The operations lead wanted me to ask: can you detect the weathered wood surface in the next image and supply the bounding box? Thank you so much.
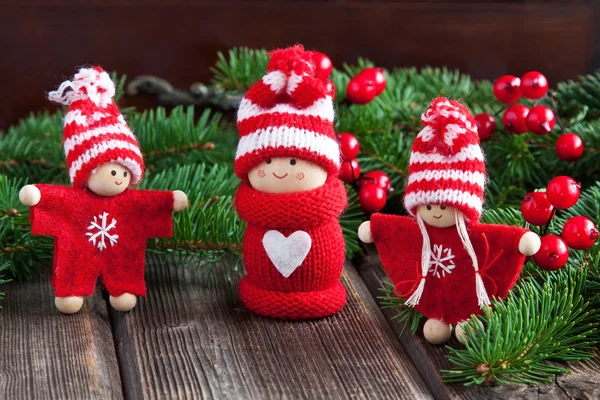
[553,356,600,399]
[355,248,596,400]
[0,271,123,400]
[113,255,432,399]
[1,253,598,399]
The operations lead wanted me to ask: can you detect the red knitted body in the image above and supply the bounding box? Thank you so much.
[371,213,527,324]
[30,184,174,297]
[235,178,347,319]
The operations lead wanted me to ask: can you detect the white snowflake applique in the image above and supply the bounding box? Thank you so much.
[86,212,119,251]
[428,244,456,278]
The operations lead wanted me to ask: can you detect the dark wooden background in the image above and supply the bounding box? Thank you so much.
[1,0,598,130]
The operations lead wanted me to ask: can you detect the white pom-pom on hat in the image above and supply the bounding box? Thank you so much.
[48,66,115,108]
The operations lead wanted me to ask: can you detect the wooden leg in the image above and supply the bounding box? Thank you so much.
[423,319,451,345]
[54,296,84,314]
[109,293,137,312]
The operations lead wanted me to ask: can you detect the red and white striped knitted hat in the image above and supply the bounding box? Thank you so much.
[235,45,339,178]
[48,66,144,188]
[404,98,486,223]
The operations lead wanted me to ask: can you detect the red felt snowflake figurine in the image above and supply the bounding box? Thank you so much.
[358,98,541,345]
[234,46,347,320]
[18,67,188,314]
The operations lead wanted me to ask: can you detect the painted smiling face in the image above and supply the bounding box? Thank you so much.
[248,157,328,194]
[417,204,457,228]
[87,162,132,196]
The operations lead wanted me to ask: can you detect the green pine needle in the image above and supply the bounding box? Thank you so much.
[442,267,598,385]
[378,280,422,336]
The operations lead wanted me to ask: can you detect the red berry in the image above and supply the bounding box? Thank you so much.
[525,106,555,135]
[474,113,497,141]
[347,75,377,104]
[358,185,388,214]
[561,216,598,250]
[493,75,521,104]
[339,159,361,184]
[312,52,333,80]
[546,176,581,209]
[324,80,336,98]
[520,71,549,100]
[533,235,569,270]
[357,67,386,95]
[502,104,529,134]
[521,192,554,226]
[359,171,392,193]
[338,133,360,160]
[556,133,584,161]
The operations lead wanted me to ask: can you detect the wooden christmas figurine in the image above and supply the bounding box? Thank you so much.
[234,45,347,319]
[358,98,541,344]
[18,67,188,314]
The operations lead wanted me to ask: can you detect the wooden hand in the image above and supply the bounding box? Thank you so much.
[19,184,41,207]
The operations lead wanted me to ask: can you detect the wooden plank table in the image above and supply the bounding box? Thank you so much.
[0,253,597,399]
[0,271,122,399]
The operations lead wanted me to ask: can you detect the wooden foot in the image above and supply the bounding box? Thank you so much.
[109,293,137,312]
[55,296,84,314]
[423,319,451,345]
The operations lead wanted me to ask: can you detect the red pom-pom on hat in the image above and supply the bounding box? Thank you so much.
[404,98,487,223]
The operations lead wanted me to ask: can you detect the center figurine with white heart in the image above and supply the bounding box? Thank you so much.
[234,45,347,319]
[359,98,541,344]
[18,67,188,314]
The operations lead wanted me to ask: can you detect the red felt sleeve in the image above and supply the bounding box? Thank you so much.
[370,213,421,296]
[471,223,529,299]
[129,190,174,238]
[29,185,82,237]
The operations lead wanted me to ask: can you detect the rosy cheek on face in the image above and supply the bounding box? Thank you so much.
[296,172,305,181]
[258,169,266,178]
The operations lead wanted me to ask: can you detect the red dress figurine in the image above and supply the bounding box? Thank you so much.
[234,45,347,319]
[358,98,541,344]
[19,67,188,314]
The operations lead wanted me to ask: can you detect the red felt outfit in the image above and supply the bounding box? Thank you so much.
[235,179,347,319]
[370,214,527,324]
[30,184,174,297]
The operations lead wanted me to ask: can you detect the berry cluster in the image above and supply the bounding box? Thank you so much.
[346,68,387,105]
[312,51,391,214]
[312,52,336,96]
[521,176,598,270]
[338,133,391,213]
[475,71,585,162]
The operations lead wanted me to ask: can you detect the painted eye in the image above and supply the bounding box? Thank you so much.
[266,159,272,165]
[123,171,128,177]
[426,204,432,211]
[290,159,297,166]
[440,205,446,210]
[111,170,117,176]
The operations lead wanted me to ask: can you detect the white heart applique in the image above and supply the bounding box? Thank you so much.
[262,230,312,278]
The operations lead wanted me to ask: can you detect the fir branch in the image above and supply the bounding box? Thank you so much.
[378,280,422,336]
[146,141,216,159]
[211,47,269,90]
[140,163,244,260]
[0,261,9,307]
[0,175,53,281]
[152,239,242,253]
[131,106,235,168]
[554,71,600,120]
[442,267,598,385]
